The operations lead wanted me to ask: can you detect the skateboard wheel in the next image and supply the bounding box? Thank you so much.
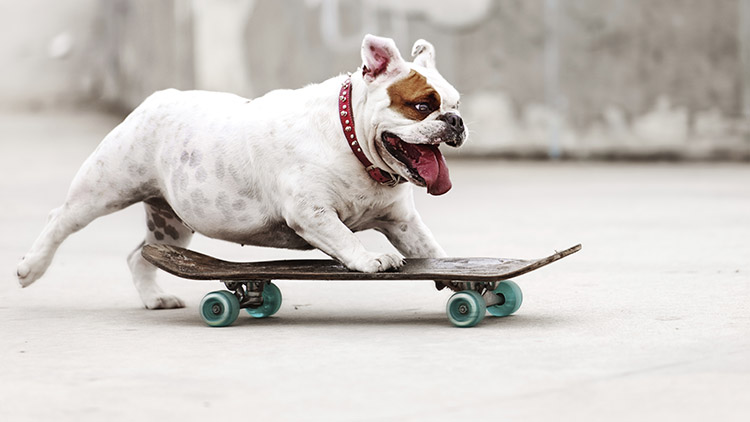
[446,290,486,328]
[487,280,523,317]
[246,282,282,318]
[200,291,240,327]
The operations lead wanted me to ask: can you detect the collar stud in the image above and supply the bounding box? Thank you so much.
[338,77,404,186]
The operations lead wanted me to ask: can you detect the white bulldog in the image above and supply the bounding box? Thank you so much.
[17,34,467,309]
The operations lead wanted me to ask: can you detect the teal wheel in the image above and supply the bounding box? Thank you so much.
[446,290,486,328]
[200,290,240,327]
[487,280,523,317]
[246,282,282,318]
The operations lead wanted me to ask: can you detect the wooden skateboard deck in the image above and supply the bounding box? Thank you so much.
[141,243,581,327]
[141,243,582,283]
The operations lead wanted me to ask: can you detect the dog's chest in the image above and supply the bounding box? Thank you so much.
[333,191,398,232]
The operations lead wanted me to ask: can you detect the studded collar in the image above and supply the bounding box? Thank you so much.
[338,76,404,186]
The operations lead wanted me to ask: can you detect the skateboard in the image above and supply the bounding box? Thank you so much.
[142,243,582,328]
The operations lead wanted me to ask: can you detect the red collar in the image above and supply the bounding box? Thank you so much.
[339,77,404,186]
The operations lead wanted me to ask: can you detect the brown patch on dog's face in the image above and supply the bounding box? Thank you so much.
[387,70,441,121]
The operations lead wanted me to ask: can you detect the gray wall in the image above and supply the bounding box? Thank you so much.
[4,0,750,159]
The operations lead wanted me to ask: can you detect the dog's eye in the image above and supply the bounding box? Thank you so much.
[414,103,431,113]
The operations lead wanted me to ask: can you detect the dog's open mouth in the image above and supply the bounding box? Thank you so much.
[381,132,452,195]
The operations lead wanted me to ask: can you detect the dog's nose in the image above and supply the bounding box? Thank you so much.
[439,112,464,133]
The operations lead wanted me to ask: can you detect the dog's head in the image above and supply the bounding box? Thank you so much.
[358,35,467,196]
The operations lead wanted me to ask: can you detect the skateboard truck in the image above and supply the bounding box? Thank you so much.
[457,281,504,307]
[482,285,505,307]
[223,280,268,308]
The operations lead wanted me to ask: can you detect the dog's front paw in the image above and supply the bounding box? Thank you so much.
[350,252,404,273]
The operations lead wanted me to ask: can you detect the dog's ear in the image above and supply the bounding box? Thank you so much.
[361,34,407,83]
[411,39,436,68]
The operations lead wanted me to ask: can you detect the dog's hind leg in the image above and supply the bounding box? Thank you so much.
[126,198,194,309]
[16,168,147,288]
[17,116,159,289]
[16,204,91,287]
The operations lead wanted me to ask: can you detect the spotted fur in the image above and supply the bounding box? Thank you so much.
[17,35,467,307]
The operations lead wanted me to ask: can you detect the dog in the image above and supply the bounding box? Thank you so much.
[17,34,467,309]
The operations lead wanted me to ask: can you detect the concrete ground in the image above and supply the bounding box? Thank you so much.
[1,111,748,421]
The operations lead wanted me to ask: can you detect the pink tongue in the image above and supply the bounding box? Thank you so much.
[414,145,452,196]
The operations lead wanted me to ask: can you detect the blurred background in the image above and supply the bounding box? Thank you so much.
[3,3,749,420]
[3,0,750,160]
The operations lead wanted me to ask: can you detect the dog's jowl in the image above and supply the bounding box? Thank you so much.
[17,35,468,308]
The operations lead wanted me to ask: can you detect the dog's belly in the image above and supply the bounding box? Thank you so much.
[176,202,313,250]
[205,220,314,250]
[158,186,311,250]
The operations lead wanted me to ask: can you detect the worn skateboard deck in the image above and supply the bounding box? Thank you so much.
[141,244,582,283]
